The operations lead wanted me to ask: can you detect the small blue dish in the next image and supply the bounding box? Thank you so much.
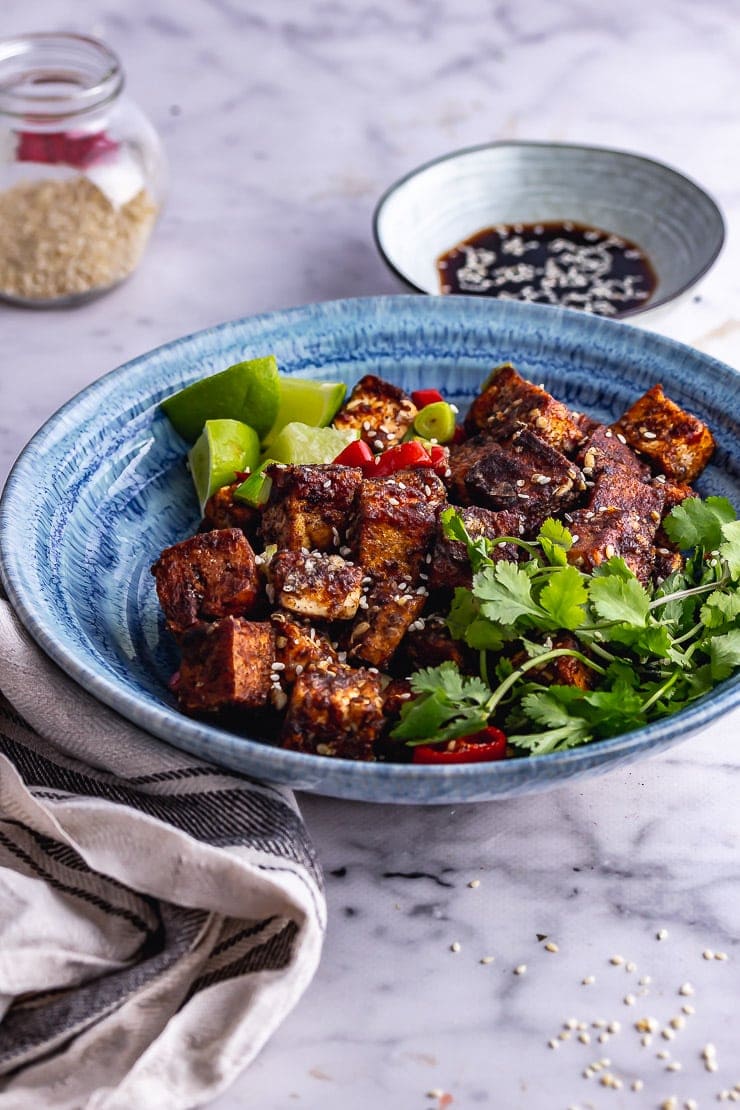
[373,141,725,319]
[1,295,738,804]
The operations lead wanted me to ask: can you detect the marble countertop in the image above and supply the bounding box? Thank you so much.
[1,2,739,1107]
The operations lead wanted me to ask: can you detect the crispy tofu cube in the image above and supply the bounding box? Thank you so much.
[529,634,594,690]
[351,471,446,580]
[260,464,362,552]
[333,373,417,452]
[151,528,261,637]
[577,425,650,483]
[566,507,658,584]
[399,612,472,673]
[657,475,695,515]
[348,584,426,669]
[177,617,275,713]
[614,384,715,481]
[269,551,364,620]
[447,435,493,505]
[463,427,584,527]
[199,482,260,542]
[280,662,386,760]
[652,538,684,584]
[428,506,521,591]
[464,363,585,454]
[271,612,339,685]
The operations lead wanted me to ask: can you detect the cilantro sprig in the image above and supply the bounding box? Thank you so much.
[391,498,740,755]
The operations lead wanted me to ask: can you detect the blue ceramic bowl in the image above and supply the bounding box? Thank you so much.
[1,296,738,803]
[373,141,725,319]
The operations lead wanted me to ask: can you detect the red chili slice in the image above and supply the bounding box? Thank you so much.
[16,129,119,168]
[412,726,507,764]
[333,439,376,471]
[429,444,450,476]
[411,388,445,409]
[373,440,434,478]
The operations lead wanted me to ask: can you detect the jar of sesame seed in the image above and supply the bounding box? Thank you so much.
[0,32,166,306]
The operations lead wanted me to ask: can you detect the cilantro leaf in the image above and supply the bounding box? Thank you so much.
[475,562,542,625]
[538,518,573,566]
[391,662,491,743]
[719,519,740,580]
[700,590,740,629]
[539,565,588,629]
[589,574,650,627]
[663,496,736,551]
[708,629,740,680]
[440,506,493,573]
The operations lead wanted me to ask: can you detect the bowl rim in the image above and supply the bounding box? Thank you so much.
[1,293,738,799]
[372,139,726,318]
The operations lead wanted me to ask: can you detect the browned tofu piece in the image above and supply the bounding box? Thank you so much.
[399,613,472,673]
[614,384,715,481]
[177,617,275,713]
[280,662,386,760]
[657,475,695,515]
[269,550,363,620]
[348,584,426,669]
[271,612,339,685]
[528,634,594,691]
[351,471,446,580]
[260,464,362,552]
[333,374,417,452]
[151,528,261,637]
[652,537,684,583]
[464,363,585,454]
[199,482,260,541]
[447,435,494,505]
[566,506,659,584]
[382,677,413,724]
[428,506,521,591]
[577,424,650,483]
[464,427,584,527]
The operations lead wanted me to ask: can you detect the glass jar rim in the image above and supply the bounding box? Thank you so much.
[0,32,123,120]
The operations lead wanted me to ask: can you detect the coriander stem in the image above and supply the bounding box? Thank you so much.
[672,621,705,646]
[584,640,618,664]
[648,578,726,610]
[484,648,606,715]
[487,535,541,559]
[641,669,681,712]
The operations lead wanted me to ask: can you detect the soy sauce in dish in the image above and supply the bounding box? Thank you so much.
[437,221,656,317]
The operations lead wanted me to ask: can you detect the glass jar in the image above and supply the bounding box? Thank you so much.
[0,32,166,307]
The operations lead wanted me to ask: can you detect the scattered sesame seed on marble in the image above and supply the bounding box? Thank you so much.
[703,949,715,960]
[639,975,652,986]
[593,1019,607,1029]
[731,1093,740,1103]
[660,1098,677,1110]
[467,879,480,889]
[632,1078,644,1092]
[598,1032,610,1044]
[682,1004,695,1016]
[579,1032,591,1045]
[658,1050,670,1060]
[679,983,695,996]
[624,994,636,1006]
[559,1030,571,1041]
[642,1034,653,1047]
[583,1067,594,1079]
[657,928,669,940]
[626,961,637,972]
[719,1093,731,1103]
[715,951,729,961]
[600,1057,611,1068]
[548,1039,559,1049]
[479,956,495,965]
[514,963,527,975]
[684,1099,698,1109]
[610,955,624,966]
[608,1021,621,1034]
[545,942,559,953]
[582,975,595,985]
[577,1022,588,1031]
[670,1016,685,1030]
[450,941,461,953]
[667,1061,682,1072]
[662,1029,675,1040]
[565,1018,579,1030]
[426,1089,444,1099]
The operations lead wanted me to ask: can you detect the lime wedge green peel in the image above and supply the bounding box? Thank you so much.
[268,422,358,465]
[161,356,280,442]
[187,418,260,514]
[413,400,456,443]
[264,378,346,445]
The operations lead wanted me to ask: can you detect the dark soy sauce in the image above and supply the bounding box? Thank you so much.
[437,221,657,316]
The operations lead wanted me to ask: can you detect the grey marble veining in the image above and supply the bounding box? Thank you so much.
[1,1,739,1107]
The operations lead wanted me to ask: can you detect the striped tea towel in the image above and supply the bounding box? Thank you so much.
[0,598,326,1110]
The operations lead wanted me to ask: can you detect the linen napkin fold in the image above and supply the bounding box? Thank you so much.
[0,598,326,1110]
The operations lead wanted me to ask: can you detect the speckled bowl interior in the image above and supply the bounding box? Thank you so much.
[1,296,738,803]
[373,142,725,317]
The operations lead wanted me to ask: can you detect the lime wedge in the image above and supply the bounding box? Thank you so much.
[187,418,260,513]
[268,422,358,465]
[161,356,280,442]
[263,377,346,445]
